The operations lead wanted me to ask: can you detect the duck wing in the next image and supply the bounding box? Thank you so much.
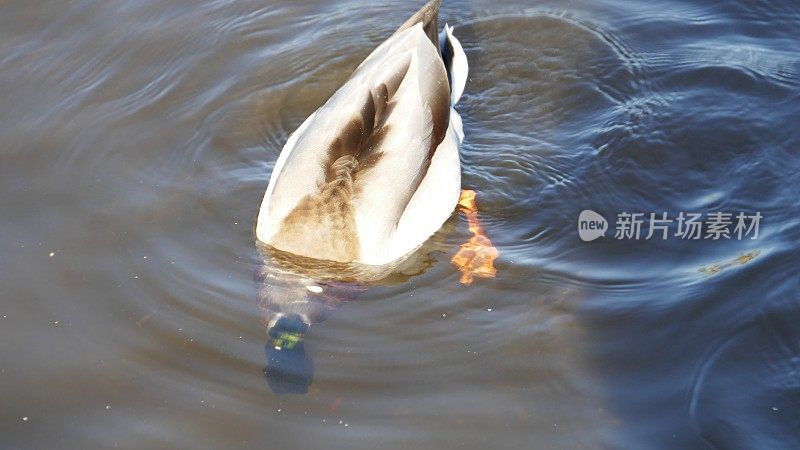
[257,0,454,264]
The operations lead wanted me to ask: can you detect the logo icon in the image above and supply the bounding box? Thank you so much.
[578,210,608,242]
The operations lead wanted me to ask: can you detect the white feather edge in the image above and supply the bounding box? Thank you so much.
[255,110,317,243]
[440,23,468,105]
[374,107,464,265]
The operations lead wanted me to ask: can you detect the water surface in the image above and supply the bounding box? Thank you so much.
[1,0,799,448]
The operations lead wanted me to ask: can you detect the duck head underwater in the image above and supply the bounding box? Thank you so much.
[256,259,366,394]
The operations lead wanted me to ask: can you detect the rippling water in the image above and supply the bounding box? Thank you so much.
[2,0,799,448]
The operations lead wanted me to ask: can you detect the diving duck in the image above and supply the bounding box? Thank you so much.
[256,0,468,267]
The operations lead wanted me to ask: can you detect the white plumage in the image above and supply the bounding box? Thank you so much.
[256,0,468,266]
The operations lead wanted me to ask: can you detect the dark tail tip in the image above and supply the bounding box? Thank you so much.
[264,315,313,395]
[394,0,441,46]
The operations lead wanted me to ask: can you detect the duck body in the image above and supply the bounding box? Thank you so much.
[256,0,468,266]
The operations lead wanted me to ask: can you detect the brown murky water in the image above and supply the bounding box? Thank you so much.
[2,0,799,448]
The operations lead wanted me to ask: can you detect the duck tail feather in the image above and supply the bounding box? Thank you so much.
[394,0,440,47]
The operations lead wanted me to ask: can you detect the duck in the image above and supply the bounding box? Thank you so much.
[256,0,468,267]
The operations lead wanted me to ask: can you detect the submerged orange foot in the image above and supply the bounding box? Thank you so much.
[451,190,499,285]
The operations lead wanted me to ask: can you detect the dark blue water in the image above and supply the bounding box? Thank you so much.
[1,0,798,448]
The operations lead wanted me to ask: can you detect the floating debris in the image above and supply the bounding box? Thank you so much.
[700,251,761,275]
